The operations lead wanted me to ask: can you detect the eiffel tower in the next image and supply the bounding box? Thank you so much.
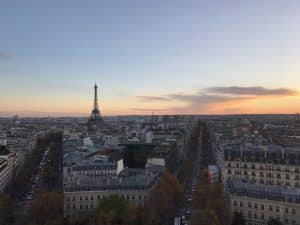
[87,83,104,130]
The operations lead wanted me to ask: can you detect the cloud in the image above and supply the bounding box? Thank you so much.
[168,93,248,104]
[136,96,170,102]
[134,85,299,114]
[0,52,11,60]
[206,86,298,96]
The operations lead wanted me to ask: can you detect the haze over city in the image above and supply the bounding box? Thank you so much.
[1,0,300,116]
[2,2,300,225]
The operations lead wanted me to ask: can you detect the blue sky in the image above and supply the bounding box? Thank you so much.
[0,0,300,116]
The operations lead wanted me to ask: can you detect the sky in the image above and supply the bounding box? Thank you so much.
[0,0,300,116]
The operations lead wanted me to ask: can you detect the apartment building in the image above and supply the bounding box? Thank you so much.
[63,166,163,220]
[229,179,300,225]
[223,146,300,188]
[222,145,300,225]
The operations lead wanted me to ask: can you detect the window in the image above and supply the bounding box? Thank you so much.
[234,200,237,207]
[85,196,88,200]
[91,196,93,200]
[285,208,289,213]
[80,196,82,201]
[260,172,264,177]
[240,201,243,207]
[276,206,279,212]
[248,202,252,208]
[248,211,252,218]
[98,195,101,200]
[269,206,273,211]
[292,208,295,214]
[228,169,232,174]
[254,203,258,209]
[261,213,264,219]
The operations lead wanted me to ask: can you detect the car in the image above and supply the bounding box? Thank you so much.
[26,196,32,200]
[181,220,187,225]
[185,209,191,217]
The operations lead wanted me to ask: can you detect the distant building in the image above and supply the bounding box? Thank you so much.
[0,146,23,191]
[146,158,165,168]
[208,164,219,184]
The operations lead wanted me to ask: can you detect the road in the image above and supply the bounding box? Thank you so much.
[12,147,50,225]
[176,124,203,225]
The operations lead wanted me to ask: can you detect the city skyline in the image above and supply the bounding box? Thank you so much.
[1,0,300,116]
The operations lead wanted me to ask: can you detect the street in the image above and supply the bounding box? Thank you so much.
[176,124,203,225]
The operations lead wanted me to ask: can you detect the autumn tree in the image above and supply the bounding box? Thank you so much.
[148,170,183,224]
[93,194,136,225]
[26,191,62,225]
[231,212,246,225]
[0,192,12,224]
[267,218,283,225]
[191,208,220,225]
[192,183,232,225]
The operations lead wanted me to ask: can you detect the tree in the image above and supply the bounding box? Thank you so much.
[0,192,12,224]
[192,183,232,225]
[267,218,283,225]
[95,194,135,225]
[26,191,62,225]
[147,171,183,224]
[191,208,220,225]
[231,212,246,225]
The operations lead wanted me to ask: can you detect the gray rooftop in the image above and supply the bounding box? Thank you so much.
[228,178,300,203]
[64,166,164,192]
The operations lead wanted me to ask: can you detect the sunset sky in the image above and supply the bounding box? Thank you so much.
[0,0,300,116]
